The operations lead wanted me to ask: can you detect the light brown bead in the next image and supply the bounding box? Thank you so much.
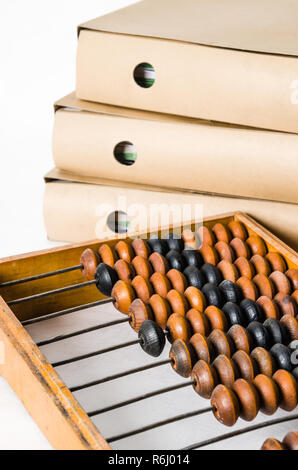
[236,276,259,301]
[283,431,298,450]
[212,223,232,243]
[166,269,187,294]
[131,238,151,259]
[217,260,239,283]
[128,299,154,332]
[213,355,239,388]
[273,369,298,411]
[166,313,192,343]
[132,256,153,279]
[149,294,171,329]
[111,280,136,314]
[191,360,219,398]
[184,286,206,312]
[115,240,134,263]
[280,314,298,341]
[234,257,255,279]
[230,239,251,259]
[265,252,287,273]
[253,374,279,415]
[190,333,215,363]
[150,272,172,298]
[98,244,118,267]
[246,235,267,257]
[199,243,219,265]
[285,268,298,291]
[131,275,153,303]
[211,384,240,426]
[269,271,291,295]
[114,259,136,283]
[182,229,197,249]
[261,438,286,451]
[227,220,248,241]
[292,290,298,304]
[256,296,280,319]
[148,252,169,275]
[215,241,235,263]
[227,324,253,354]
[166,290,189,316]
[274,292,298,317]
[80,248,100,280]
[232,379,259,421]
[169,339,197,378]
[197,226,215,246]
[232,350,258,381]
[250,255,271,277]
[209,329,234,357]
[186,309,210,336]
[253,274,275,299]
[204,306,228,332]
[250,347,276,377]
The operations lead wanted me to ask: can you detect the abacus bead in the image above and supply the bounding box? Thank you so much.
[219,280,243,304]
[202,283,224,308]
[250,255,271,277]
[166,290,189,316]
[150,272,171,298]
[191,360,219,399]
[230,239,251,259]
[131,275,153,303]
[292,290,298,304]
[269,272,291,295]
[132,256,153,279]
[166,269,187,293]
[114,259,136,283]
[215,241,235,263]
[285,268,298,290]
[217,260,239,283]
[211,384,240,426]
[138,320,165,357]
[261,438,286,451]
[204,306,228,332]
[253,274,275,299]
[131,238,151,258]
[236,277,259,301]
[190,333,215,363]
[166,313,192,343]
[115,240,134,263]
[213,355,239,387]
[270,344,292,372]
[232,379,260,422]
[184,286,207,312]
[148,252,169,275]
[274,293,298,317]
[266,252,287,273]
[209,329,234,357]
[273,369,298,411]
[182,229,197,249]
[186,309,210,336]
[280,314,298,341]
[199,244,219,266]
[227,221,248,241]
[169,339,197,377]
[197,226,215,246]
[128,299,154,332]
[250,347,276,377]
[247,321,270,349]
[240,298,263,324]
[80,249,100,280]
[147,237,168,256]
[292,367,298,380]
[223,302,246,327]
[232,350,258,381]
[234,257,255,279]
[246,235,267,257]
[166,233,184,252]
[98,244,118,267]
[183,266,205,290]
[200,263,222,286]
[181,249,203,268]
[94,263,119,296]
[283,431,298,450]
[165,250,186,272]
[227,325,253,354]
[149,294,171,329]
[263,318,289,346]
[256,296,280,319]
[212,223,232,243]
[253,374,279,415]
[111,280,136,314]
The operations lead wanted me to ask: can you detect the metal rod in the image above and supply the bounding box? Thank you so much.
[52,339,141,367]
[69,359,172,393]
[88,381,194,417]
[107,407,213,443]
[36,317,129,347]
[0,264,83,288]
[183,414,298,450]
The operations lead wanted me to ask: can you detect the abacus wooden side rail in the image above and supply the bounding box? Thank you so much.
[0,212,296,450]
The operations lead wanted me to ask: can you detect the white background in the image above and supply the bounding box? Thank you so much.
[0,0,138,450]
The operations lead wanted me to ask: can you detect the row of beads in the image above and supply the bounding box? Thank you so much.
[261,430,298,450]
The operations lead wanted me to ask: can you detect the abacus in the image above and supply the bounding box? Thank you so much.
[0,212,297,450]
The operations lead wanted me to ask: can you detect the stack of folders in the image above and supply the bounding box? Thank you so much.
[44,0,298,250]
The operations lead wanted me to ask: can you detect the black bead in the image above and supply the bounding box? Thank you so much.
[181,249,203,268]
[202,283,224,308]
[183,266,206,290]
[222,302,246,327]
[292,366,298,380]
[219,280,243,304]
[240,299,263,325]
[166,233,185,252]
[200,263,223,286]
[94,263,119,296]
[247,321,270,349]
[263,318,290,346]
[270,343,293,372]
[166,250,187,271]
[147,237,169,256]
[138,320,165,357]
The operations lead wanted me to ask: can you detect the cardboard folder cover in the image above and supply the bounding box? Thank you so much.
[53,94,298,204]
[44,169,298,250]
[76,0,298,133]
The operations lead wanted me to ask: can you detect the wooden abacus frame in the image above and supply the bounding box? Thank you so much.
[0,212,297,450]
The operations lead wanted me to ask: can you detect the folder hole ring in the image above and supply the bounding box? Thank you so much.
[133,62,155,88]
[106,211,130,234]
[114,141,137,166]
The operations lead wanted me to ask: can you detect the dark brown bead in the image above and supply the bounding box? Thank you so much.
[190,333,215,363]
[213,355,239,387]
[280,314,298,341]
[250,347,276,377]
[236,276,259,301]
[285,268,298,291]
[149,294,171,329]
[282,431,298,450]
[261,438,286,450]
[230,239,251,259]
[167,313,192,343]
[184,286,206,312]
[209,329,234,357]
[265,252,287,273]
[232,350,258,381]
[150,272,172,298]
[291,290,298,304]
[250,255,271,276]
[204,306,228,332]
[197,226,215,246]
[149,252,169,275]
[131,238,151,258]
[274,292,298,316]
[131,275,154,303]
[212,223,232,243]
[215,241,235,263]
[211,384,240,426]
[98,244,118,267]
[132,256,153,279]
[246,235,267,257]
[166,290,189,316]
[186,308,210,336]
[191,360,219,398]
[227,324,253,354]
[166,269,187,293]
[253,274,275,299]
[111,280,136,314]
[256,296,280,319]
[227,221,248,241]
[273,369,298,411]
[232,379,260,421]
[169,339,197,378]
[199,243,219,266]
[80,248,100,280]
[253,374,279,415]
[128,299,154,332]
[115,240,134,263]
[269,271,291,295]
[217,260,239,283]
[114,259,136,283]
